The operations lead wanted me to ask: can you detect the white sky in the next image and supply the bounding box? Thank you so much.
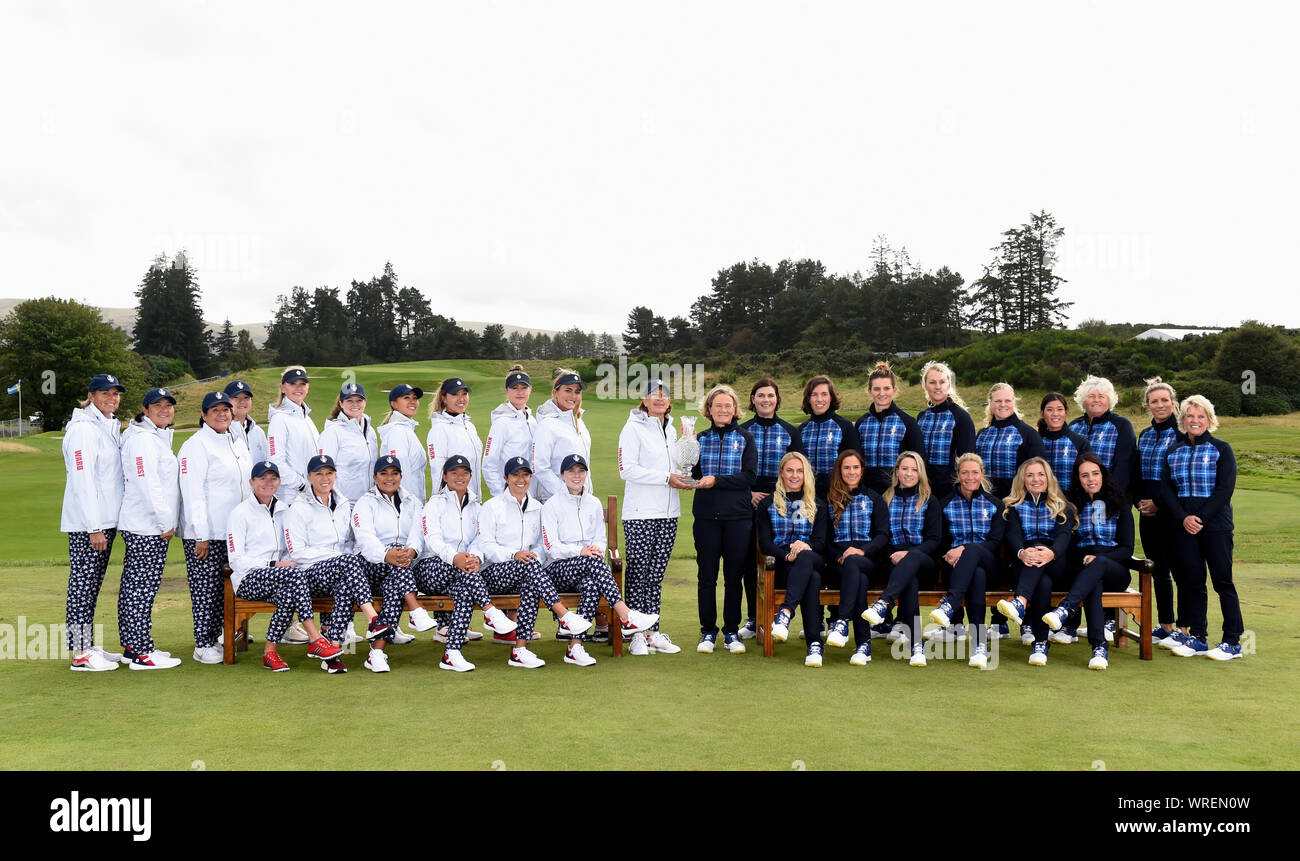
[2,1,1296,334]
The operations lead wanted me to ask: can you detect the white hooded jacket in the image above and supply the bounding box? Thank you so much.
[540,489,606,564]
[177,423,253,540]
[118,415,180,536]
[482,401,536,499]
[266,399,321,505]
[531,399,593,503]
[478,490,546,565]
[230,416,269,465]
[377,412,427,502]
[319,413,379,502]
[420,488,484,563]
[284,488,354,566]
[351,485,425,564]
[618,407,682,520]
[60,405,124,533]
[426,410,483,499]
[225,493,287,589]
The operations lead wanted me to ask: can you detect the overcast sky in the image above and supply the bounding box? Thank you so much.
[2,1,1296,336]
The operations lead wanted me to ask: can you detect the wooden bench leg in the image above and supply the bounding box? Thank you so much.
[1140,568,1153,661]
[223,580,236,665]
[759,555,774,658]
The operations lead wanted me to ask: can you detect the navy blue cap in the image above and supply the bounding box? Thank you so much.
[224,379,253,397]
[560,453,589,472]
[201,391,232,411]
[307,454,337,473]
[374,455,402,474]
[440,377,470,395]
[251,460,279,479]
[339,381,366,399]
[281,368,309,384]
[506,371,531,388]
[388,383,424,401]
[89,373,126,393]
[640,378,671,398]
[442,454,472,474]
[504,456,532,476]
[142,387,176,407]
[554,373,585,391]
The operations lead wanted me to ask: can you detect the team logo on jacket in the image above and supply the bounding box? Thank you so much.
[732,440,740,451]
[135,456,145,477]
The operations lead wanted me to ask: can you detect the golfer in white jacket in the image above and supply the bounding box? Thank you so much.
[318,381,379,501]
[225,379,269,464]
[482,366,536,499]
[531,370,592,503]
[377,383,427,501]
[63,373,127,672]
[427,376,484,501]
[267,366,321,506]
[177,391,253,664]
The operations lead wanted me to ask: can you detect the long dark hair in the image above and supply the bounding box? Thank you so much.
[1066,452,1126,516]
[827,449,866,524]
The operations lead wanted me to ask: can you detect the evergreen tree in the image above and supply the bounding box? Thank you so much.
[480,323,508,358]
[214,318,237,366]
[133,251,213,375]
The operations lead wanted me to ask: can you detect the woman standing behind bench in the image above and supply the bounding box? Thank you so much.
[759,452,830,668]
[823,450,888,665]
[975,383,1046,499]
[1042,453,1133,670]
[862,451,942,667]
[225,379,269,464]
[377,384,427,503]
[856,362,924,495]
[995,458,1077,667]
[1159,395,1244,661]
[427,376,484,500]
[117,387,182,670]
[63,373,127,672]
[797,375,860,497]
[1136,377,1183,647]
[915,360,976,500]
[483,366,537,500]
[1038,392,1092,493]
[739,378,805,639]
[319,381,379,502]
[1068,376,1138,495]
[178,391,252,665]
[531,370,592,503]
[267,366,320,507]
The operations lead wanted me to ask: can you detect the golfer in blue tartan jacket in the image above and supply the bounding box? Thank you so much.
[1037,392,1092,492]
[915,360,977,499]
[1068,376,1137,496]
[1135,378,1184,643]
[975,383,1046,499]
[855,362,924,495]
[692,385,757,654]
[1158,395,1243,661]
[796,375,861,497]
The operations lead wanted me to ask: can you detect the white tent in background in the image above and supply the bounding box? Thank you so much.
[1132,328,1223,341]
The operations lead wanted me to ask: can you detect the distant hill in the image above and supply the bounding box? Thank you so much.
[0,299,579,348]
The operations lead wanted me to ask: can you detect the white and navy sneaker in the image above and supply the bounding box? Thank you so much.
[1020,625,1036,646]
[1048,627,1078,645]
[826,619,850,648]
[1172,635,1210,658]
[930,598,955,628]
[1042,602,1072,632]
[1028,641,1049,667]
[909,643,927,668]
[697,632,717,653]
[988,623,1011,640]
[770,609,792,643]
[128,650,182,670]
[850,642,872,666]
[1205,642,1242,661]
[863,599,891,626]
[1103,620,1117,643]
[1151,626,1177,645]
[1158,629,1189,651]
[1088,644,1108,671]
[724,631,746,654]
[805,642,823,667]
[996,597,1026,626]
[969,643,989,669]
[738,618,757,640]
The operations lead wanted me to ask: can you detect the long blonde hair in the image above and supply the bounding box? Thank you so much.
[773,452,818,522]
[551,367,585,422]
[882,450,931,512]
[982,382,1024,426]
[275,365,308,407]
[921,360,968,408]
[1003,456,1073,523]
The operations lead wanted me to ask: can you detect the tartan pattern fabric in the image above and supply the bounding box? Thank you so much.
[1014,497,1057,543]
[943,494,999,547]
[1076,499,1119,547]
[833,493,876,543]
[1070,417,1118,470]
[857,412,908,468]
[800,419,844,478]
[698,427,746,477]
[917,409,956,466]
[1043,434,1084,491]
[767,499,815,547]
[750,422,794,480]
[1166,442,1220,499]
[1139,425,1179,481]
[888,496,926,548]
[975,424,1023,480]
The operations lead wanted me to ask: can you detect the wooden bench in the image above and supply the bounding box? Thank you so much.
[756,550,1155,660]
[223,495,625,664]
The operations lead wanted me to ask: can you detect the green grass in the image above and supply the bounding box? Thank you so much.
[3,364,1298,770]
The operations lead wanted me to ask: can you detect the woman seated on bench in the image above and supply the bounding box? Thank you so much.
[478,456,591,669]
[350,455,440,673]
[823,450,888,666]
[759,452,830,667]
[541,454,659,667]
[930,453,1005,669]
[226,461,343,672]
[284,454,392,673]
[416,455,519,673]
[995,457,1078,667]
[1042,453,1134,671]
[863,450,942,667]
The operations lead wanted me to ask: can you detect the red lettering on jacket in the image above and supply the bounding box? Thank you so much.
[74,450,84,471]
[180,457,188,475]
[484,437,493,456]
[135,456,145,477]
[268,436,276,456]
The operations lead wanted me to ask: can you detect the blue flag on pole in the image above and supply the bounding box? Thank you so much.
[5,382,18,395]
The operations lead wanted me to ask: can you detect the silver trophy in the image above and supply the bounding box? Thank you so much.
[675,415,700,487]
